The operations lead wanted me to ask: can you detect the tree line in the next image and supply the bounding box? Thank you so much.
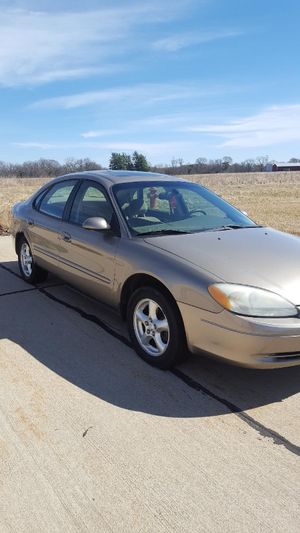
[0,151,150,177]
[0,153,299,178]
[153,156,268,175]
[0,157,102,178]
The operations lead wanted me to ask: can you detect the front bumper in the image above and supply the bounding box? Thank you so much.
[178,302,300,368]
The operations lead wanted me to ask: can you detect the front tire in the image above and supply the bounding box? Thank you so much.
[127,287,187,369]
[17,236,48,284]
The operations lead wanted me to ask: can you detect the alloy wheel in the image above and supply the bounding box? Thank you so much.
[133,298,170,356]
[20,242,33,278]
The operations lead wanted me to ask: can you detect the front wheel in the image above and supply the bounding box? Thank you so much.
[127,287,187,369]
[17,236,48,284]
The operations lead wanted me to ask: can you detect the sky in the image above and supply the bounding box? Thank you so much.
[1,0,300,166]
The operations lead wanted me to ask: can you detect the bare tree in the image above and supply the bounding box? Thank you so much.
[256,155,269,171]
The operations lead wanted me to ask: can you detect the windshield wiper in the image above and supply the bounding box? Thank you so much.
[137,224,263,236]
[212,224,263,232]
[137,229,191,237]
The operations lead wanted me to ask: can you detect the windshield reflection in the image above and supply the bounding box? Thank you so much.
[113,181,257,236]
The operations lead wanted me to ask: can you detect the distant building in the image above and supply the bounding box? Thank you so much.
[265,162,300,172]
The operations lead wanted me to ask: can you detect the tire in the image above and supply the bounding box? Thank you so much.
[17,236,48,284]
[127,286,187,369]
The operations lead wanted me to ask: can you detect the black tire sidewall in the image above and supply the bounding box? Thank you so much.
[127,287,186,369]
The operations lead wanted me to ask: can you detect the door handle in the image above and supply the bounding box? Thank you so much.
[61,231,72,243]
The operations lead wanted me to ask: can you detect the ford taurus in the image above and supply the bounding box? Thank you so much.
[11,171,300,369]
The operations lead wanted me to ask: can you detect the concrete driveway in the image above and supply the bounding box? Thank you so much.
[0,235,299,532]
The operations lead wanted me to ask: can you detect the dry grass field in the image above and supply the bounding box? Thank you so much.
[0,171,299,236]
[0,177,49,235]
[190,171,300,236]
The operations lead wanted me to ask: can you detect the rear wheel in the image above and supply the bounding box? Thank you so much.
[127,287,187,369]
[17,236,48,284]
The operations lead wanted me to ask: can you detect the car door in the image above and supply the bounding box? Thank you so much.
[58,180,120,306]
[29,179,78,273]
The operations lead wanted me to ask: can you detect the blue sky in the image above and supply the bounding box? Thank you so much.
[1,0,300,166]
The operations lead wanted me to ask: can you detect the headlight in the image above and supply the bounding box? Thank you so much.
[208,283,298,318]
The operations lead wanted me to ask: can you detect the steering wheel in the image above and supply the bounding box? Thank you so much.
[189,209,207,216]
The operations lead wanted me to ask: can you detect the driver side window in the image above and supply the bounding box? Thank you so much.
[69,182,113,226]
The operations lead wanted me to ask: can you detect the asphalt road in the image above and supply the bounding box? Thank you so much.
[0,235,299,532]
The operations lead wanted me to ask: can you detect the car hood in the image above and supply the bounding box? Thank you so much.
[144,227,300,305]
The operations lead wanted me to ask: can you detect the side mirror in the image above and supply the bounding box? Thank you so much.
[82,217,111,231]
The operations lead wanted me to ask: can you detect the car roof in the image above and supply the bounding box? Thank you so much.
[53,170,187,185]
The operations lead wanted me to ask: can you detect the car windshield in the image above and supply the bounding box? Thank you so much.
[113,180,258,236]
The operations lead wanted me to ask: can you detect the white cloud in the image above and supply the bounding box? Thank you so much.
[14,140,186,149]
[13,140,191,158]
[152,30,242,52]
[134,109,223,127]
[81,129,123,139]
[183,104,300,148]
[12,103,300,163]
[31,83,204,109]
[13,142,57,149]
[0,3,177,86]
[29,65,127,84]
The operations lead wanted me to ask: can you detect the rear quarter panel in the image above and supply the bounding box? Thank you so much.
[11,201,32,247]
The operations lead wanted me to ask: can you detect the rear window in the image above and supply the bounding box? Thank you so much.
[33,188,48,209]
[39,180,77,219]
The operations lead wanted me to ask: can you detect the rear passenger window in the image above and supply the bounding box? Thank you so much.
[69,183,113,225]
[39,181,76,219]
[33,188,48,209]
